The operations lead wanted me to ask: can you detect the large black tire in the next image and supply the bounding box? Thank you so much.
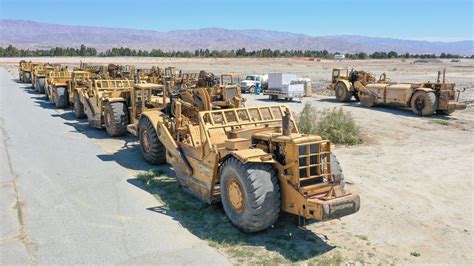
[410,91,436,116]
[138,117,166,164]
[220,158,281,233]
[73,91,86,119]
[37,78,45,93]
[45,85,51,101]
[33,79,38,91]
[25,73,31,83]
[330,153,345,188]
[104,101,129,137]
[335,82,353,102]
[55,87,68,108]
[19,72,24,82]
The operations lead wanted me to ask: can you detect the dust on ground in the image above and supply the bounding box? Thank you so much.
[1,58,473,264]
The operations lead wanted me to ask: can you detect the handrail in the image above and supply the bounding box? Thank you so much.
[94,79,134,90]
[198,105,298,148]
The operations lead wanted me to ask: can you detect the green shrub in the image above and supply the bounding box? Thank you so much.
[297,103,362,145]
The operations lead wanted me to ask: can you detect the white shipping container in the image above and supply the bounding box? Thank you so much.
[268,73,298,90]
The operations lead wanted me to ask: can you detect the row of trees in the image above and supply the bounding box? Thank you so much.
[344,51,466,59]
[0,44,97,57]
[0,44,471,59]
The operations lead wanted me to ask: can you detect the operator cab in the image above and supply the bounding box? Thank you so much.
[221,73,241,85]
[332,68,348,83]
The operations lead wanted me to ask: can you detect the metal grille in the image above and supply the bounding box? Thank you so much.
[225,86,238,100]
[297,142,331,187]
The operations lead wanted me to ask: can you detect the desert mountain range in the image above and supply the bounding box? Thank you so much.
[1,19,472,55]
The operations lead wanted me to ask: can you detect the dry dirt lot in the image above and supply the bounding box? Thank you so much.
[1,57,473,264]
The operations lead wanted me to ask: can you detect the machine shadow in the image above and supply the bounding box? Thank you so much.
[317,97,459,120]
[12,78,25,83]
[60,117,155,171]
[254,97,303,103]
[127,174,334,262]
[26,92,159,172]
[20,87,57,110]
[33,99,56,110]
[96,140,161,171]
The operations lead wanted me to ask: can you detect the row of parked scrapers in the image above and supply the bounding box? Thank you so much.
[18,60,360,233]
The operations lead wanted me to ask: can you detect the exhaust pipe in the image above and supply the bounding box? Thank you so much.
[283,109,291,136]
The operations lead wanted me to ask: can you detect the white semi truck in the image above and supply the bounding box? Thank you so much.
[240,74,268,93]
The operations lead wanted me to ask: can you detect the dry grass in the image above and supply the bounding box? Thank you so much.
[297,103,362,145]
[135,170,346,264]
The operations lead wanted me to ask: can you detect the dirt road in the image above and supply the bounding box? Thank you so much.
[1,58,473,264]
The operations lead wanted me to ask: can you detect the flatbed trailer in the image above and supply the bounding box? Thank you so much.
[264,89,304,102]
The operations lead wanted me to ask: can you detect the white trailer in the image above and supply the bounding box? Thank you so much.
[264,73,305,102]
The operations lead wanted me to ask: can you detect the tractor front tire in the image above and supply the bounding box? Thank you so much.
[335,82,353,102]
[104,102,129,137]
[37,78,45,94]
[25,73,31,83]
[33,79,38,92]
[104,101,129,137]
[411,91,436,116]
[73,91,86,119]
[44,86,50,101]
[220,157,280,233]
[138,117,166,165]
[330,153,345,188]
[55,87,68,108]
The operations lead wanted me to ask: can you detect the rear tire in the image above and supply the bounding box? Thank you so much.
[410,91,436,116]
[220,157,280,233]
[73,91,86,119]
[37,78,45,93]
[138,117,166,164]
[33,79,38,91]
[44,86,50,101]
[55,87,68,108]
[335,82,352,102]
[104,101,129,137]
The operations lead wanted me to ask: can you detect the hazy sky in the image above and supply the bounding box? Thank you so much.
[1,0,472,41]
